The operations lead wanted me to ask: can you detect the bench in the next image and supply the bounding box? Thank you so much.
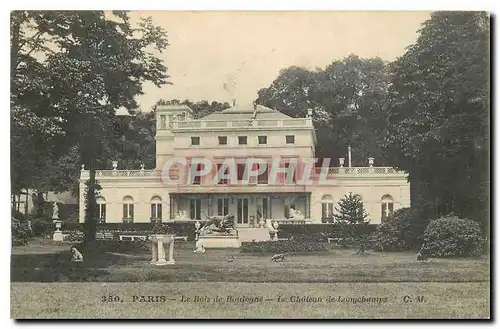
[119,235,147,241]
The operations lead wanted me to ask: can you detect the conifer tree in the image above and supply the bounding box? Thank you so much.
[334,192,371,253]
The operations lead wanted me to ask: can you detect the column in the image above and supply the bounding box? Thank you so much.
[305,193,310,219]
[150,242,158,264]
[157,239,166,264]
[269,194,273,219]
[169,194,173,220]
[168,240,175,264]
[208,194,212,217]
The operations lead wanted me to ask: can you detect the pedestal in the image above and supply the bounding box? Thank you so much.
[150,235,175,266]
[53,231,64,241]
[53,220,63,241]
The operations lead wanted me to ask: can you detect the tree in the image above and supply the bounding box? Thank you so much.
[154,98,231,119]
[333,192,371,253]
[384,12,489,229]
[256,55,390,164]
[11,11,170,242]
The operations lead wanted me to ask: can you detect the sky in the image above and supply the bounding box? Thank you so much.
[127,11,432,112]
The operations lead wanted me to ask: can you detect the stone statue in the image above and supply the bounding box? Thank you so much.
[175,210,187,220]
[70,246,84,263]
[199,214,236,236]
[52,202,59,220]
[289,208,304,220]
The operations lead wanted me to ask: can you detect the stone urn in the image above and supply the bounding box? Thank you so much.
[53,220,63,242]
[149,234,175,266]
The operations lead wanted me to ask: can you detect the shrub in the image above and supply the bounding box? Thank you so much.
[64,231,85,243]
[372,208,417,252]
[32,219,51,237]
[422,216,484,258]
[278,224,378,242]
[241,240,327,253]
[12,222,31,246]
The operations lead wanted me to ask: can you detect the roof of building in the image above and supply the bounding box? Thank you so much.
[156,104,194,113]
[201,104,292,121]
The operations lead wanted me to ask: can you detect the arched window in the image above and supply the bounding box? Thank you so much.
[321,194,334,219]
[96,196,106,223]
[122,196,134,222]
[381,194,394,222]
[151,196,162,221]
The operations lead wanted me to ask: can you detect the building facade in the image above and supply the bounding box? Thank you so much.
[79,104,410,237]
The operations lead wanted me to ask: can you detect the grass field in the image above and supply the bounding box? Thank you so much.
[10,238,491,319]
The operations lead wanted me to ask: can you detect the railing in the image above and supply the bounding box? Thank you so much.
[90,170,162,177]
[169,118,312,130]
[81,167,405,180]
[313,167,405,175]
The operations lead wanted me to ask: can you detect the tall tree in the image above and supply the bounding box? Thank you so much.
[256,55,390,165]
[384,12,490,227]
[11,11,170,242]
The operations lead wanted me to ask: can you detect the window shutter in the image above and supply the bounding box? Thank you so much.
[151,204,155,219]
[130,204,134,219]
[123,204,127,219]
[158,204,162,219]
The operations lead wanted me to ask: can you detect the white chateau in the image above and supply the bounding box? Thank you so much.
[79,103,410,241]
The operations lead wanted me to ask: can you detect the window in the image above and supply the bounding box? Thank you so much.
[238,136,247,145]
[257,163,268,184]
[122,196,134,222]
[321,194,334,219]
[257,198,268,220]
[381,195,394,222]
[286,135,295,144]
[217,198,230,216]
[218,136,228,145]
[284,162,296,183]
[237,163,246,181]
[191,136,200,145]
[216,164,229,184]
[258,136,267,144]
[150,196,162,221]
[160,115,166,129]
[192,163,204,185]
[97,197,106,223]
[190,198,201,220]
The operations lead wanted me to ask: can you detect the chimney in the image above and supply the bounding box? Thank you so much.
[232,99,236,107]
[348,145,352,167]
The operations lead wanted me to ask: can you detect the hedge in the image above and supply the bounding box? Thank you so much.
[278,224,378,241]
[241,240,327,253]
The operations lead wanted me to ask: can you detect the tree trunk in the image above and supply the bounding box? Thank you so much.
[84,157,97,244]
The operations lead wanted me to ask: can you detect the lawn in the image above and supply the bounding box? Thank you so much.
[10,238,491,319]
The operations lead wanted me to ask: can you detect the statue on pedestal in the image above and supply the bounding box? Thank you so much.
[52,202,59,221]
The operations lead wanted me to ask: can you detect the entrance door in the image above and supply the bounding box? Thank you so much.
[236,198,249,226]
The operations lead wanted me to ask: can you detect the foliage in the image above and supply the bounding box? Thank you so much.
[422,215,484,258]
[11,11,170,243]
[31,218,51,237]
[332,192,371,253]
[64,230,85,243]
[240,240,327,253]
[277,223,378,242]
[12,222,31,246]
[257,55,390,164]
[371,208,420,251]
[384,12,490,228]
